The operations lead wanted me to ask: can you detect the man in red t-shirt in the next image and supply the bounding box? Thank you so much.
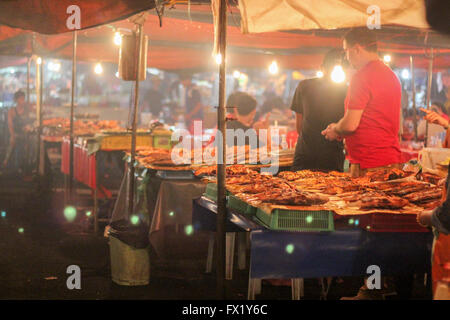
[322,28,402,177]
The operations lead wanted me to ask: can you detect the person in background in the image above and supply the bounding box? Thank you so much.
[180,73,203,133]
[2,90,32,175]
[226,91,269,147]
[419,102,450,147]
[143,77,164,119]
[257,96,292,127]
[291,49,347,172]
[417,165,450,296]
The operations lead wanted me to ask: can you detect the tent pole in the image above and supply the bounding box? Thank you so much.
[127,23,144,218]
[424,48,434,147]
[69,31,77,203]
[36,58,43,174]
[26,57,31,105]
[216,0,227,300]
[35,57,41,174]
[410,56,417,141]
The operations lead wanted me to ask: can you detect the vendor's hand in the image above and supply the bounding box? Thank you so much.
[421,108,449,128]
[417,210,433,228]
[321,123,342,141]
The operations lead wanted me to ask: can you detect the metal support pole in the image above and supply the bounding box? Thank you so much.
[26,57,31,105]
[69,31,77,203]
[94,158,99,234]
[424,48,434,147]
[410,56,418,141]
[216,0,227,300]
[35,57,41,174]
[36,57,43,174]
[127,24,144,217]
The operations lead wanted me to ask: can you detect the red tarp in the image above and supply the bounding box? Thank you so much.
[0,5,449,70]
[0,0,155,34]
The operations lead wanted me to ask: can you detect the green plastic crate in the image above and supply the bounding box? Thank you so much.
[227,194,256,217]
[203,183,229,202]
[256,208,334,232]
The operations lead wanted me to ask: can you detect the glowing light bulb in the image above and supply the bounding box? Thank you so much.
[401,69,410,80]
[383,55,391,63]
[306,216,313,224]
[18,228,24,233]
[268,60,279,75]
[233,70,241,78]
[85,211,92,217]
[214,53,223,65]
[114,32,122,46]
[94,63,103,75]
[316,71,324,78]
[36,57,42,65]
[115,71,120,78]
[331,65,346,83]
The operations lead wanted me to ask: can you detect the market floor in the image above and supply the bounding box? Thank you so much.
[0,179,433,300]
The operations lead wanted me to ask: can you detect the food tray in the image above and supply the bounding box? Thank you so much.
[227,194,256,217]
[155,170,195,180]
[334,212,429,233]
[256,207,334,232]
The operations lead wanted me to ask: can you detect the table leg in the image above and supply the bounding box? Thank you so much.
[206,233,214,273]
[247,278,262,300]
[291,278,304,300]
[320,277,333,300]
[237,232,247,270]
[94,186,98,235]
[225,232,236,280]
[94,159,98,235]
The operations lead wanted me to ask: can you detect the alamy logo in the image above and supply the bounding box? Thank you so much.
[66,265,81,290]
[66,5,81,30]
[366,265,381,289]
[366,5,381,30]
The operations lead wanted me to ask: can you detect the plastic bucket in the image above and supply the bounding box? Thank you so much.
[109,235,150,286]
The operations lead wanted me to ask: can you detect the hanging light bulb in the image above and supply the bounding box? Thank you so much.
[94,63,103,75]
[383,54,391,63]
[316,71,324,78]
[214,53,223,65]
[268,60,279,75]
[331,65,346,83]
[36,57,42,65]
[114,32,122,46]
[401,69,410,79]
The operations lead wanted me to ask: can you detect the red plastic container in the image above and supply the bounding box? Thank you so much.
[334,213,429,233]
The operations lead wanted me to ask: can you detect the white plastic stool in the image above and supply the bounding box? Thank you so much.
[205,232,248,280]
[247,278,304,300]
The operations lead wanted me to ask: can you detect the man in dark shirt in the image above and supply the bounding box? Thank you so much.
[144,77,164,117]
[291,49,347,172]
